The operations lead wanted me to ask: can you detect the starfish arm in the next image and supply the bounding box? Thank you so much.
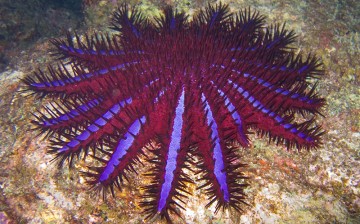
[86,115,148,196]
[210,51,324,115]
[111,4,153,40]
[48,80,165,167]
[23,61,145,96]
[155,6,188,33]
[223,45,323,90]
[48,96,140,166]
[231,8,265,39]
[261,23,296,52]
[190,88,247,212]
[84,87,168,195]
[34,77,161,133]
[32,97,103,134]
[52,33,150,70]
[193,3,231,31]
[140,88,193,221]
[222,67,324,114]
[221,80,322,149]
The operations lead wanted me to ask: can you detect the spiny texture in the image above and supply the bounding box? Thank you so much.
[23,3,325,221]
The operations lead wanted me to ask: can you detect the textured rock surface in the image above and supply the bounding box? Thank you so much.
[0,0,359,223]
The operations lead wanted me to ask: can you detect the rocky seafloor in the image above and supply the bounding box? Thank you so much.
[0,0,359,223]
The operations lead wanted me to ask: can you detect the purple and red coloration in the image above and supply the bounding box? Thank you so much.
[23,3,325,221]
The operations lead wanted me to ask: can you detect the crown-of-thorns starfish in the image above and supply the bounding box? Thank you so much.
[23,3,325,221]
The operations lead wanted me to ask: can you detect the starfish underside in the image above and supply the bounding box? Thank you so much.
[23,3,325,221]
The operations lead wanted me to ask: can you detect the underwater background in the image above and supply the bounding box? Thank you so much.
[0,0,359,223]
